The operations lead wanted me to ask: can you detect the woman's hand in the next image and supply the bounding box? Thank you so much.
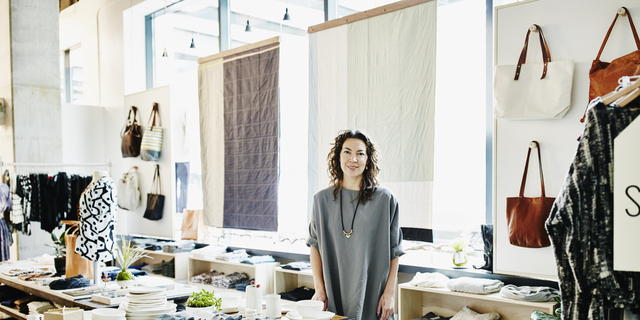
[376,292,394,320]
[311,288,328,311]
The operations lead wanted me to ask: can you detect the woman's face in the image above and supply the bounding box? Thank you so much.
[340,138,369,180]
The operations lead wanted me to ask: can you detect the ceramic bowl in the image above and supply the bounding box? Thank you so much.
[295,300,324,319]
[91,308,126,320]
[217,292,242,309]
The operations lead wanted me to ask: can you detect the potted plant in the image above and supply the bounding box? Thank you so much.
[46,231,66,276]
[184,289,222,313]
[113,236,151,288]
[451,237,469,267]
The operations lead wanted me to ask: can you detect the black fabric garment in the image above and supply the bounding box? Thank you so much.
[279,286,315,301]
[28,174,40,222]
[69,175,92,221]
[48,274,91,290]
[40,175,59,233]
[546,101,640,320]
[55,172,70,220]
[15,175,30,235]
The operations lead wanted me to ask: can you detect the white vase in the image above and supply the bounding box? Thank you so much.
[185,306,214,314]
[116,279,135,288]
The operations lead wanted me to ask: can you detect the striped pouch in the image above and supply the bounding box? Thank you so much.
[141,102,163,161]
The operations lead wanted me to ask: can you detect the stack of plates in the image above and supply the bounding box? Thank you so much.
[119,286,176,320]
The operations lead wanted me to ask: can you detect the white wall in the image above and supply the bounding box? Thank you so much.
[494,0,640,279]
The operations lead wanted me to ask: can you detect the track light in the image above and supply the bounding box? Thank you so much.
[162,48,168,57]
[190,38,196,49]
[283,8,290,20]
[245,20,252,32]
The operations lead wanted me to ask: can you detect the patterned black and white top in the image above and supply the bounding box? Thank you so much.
[75,177,117,263]
[545,102,640,320]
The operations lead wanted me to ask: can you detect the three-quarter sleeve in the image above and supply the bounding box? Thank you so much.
[306,194,319,250]
[389,195,405,260]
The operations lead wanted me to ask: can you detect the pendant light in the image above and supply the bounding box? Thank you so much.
[190,38,196,49]
[283,8,291,20]
[162,48,168,57]
[162,0,168,57]
[245,19,252,32]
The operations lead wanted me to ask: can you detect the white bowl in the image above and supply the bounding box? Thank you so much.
[185,306,214,314]
[217,292,242,309]
[296,300,324,319]
[91,308,126,320]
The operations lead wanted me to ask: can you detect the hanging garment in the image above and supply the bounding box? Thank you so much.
[546,101,640,320]
[74,176,117,263]
[40,175,59,233]
[14,175,30,235]
[55,172,70,220]
[69,175,92,221]
[0,216,10,261]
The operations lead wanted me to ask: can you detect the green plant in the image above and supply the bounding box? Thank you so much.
[451,237,468,252]
[451,236,470,267]
[184,289,222,310]
[46,231,66,258]
[112,236,151,281]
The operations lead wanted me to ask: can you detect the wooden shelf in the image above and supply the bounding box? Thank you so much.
[274,267,314,295]
[134,251,190,281]
[398,283,557,320]
[0,304,26,320]
[188,257,279,295]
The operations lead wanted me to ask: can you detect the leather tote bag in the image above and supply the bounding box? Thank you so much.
[65,226,93,279]
[506,141,554,248]
[181,209,207,241]
[140,103,164,162]
[494,25,574,119]
[583,7,640,122]
[144,164,165,221]
[121,106,142,158]
[117,166,141,211]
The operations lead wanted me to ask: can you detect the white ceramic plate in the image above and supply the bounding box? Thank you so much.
[281,301,296,313]
[221,306,239,313]
[286,311,334,320]
[128,286,167,294]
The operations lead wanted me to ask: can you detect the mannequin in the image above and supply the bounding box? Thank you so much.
[76,170,117,285]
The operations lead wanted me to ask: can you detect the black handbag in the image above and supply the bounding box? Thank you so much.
[121,106,142,158]
[144,165,165,221]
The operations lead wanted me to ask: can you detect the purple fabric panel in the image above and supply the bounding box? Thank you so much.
[223,48,279,231]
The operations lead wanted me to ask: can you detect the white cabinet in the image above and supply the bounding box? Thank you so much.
[273,267,314,295]
[398,283,557,320]
[187,257,279,295]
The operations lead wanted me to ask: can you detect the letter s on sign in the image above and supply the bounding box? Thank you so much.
[626,185,640,217]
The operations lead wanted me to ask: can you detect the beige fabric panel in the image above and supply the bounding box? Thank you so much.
[198,58,225,227]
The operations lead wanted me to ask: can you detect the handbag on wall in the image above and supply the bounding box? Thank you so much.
[121,106,143,158]
[117,166,141,211]
[65,226,93,279]
[140,103,164,162]
[506,141,554,248]
[181,209,207,241]
[583,7,640,122]
[144,164,165,221]
[494,24,574,119]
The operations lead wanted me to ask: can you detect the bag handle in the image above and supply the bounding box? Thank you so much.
[595,7,640,63]
[514,24,551,81]
[152,164,161,194]
[519,141,547,198]
[147,103,163,129]
[120,106,140,138]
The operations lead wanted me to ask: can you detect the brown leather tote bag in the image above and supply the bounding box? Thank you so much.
[506,141,554,248]
[65,226,93,279]
[584,7,640,122]
[121,106,143,157]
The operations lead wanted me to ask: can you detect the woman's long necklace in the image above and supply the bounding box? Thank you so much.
[340,189,360,239]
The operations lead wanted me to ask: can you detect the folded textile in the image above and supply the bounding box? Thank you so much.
[447,277,503,295]
[190,271,224,285]
[157,312,195,320]
[235,278,254,292]
[103,269,147,281]
[145,244,162,251]
[450,306,500,320]
[412,312,453,320]
[409,272,450,288]
[215,249,249,262]
[161,259,175,278]
[49,274,91,290]
[279,286,315,302]
[500,284,559,302]
[142,263,163,274]
[211,272,249,289]
[240,255,276,265]
[281,261,312,271]
[18,272,53,281]
[27,300,55,314]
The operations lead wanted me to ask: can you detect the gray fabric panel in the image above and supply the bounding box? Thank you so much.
[223,48,279,231]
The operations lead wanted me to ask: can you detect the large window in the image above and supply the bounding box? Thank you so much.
[60,45,84,104]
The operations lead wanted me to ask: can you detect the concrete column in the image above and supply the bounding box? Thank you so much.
[2,0,63,260]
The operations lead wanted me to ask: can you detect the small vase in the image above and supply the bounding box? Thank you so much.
[54,256,66,277]
[116,279,135,288]
[453,251,468,267]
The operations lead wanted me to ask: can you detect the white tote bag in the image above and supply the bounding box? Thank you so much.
[117,166,141,210]
[141,102,164,161]
[494,25,574,120]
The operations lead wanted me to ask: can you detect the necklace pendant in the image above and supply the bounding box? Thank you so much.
[343,230,353,239]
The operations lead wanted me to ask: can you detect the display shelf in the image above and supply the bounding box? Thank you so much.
[274,267,314,295]
[187,256,279,295]
[397,283,557,320]
[133,250,190,281]
[0,304,26,320]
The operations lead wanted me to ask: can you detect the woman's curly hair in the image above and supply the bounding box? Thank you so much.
[327,129,380,204]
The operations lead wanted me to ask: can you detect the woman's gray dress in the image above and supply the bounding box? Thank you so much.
[307,186,404,320]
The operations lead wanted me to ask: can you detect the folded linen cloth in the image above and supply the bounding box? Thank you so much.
[450,306,500,320]
[447,277,503,295]
[240,255,276,265]
[409,272,450,288]
[500,284,559,302]
[281,261,312,271]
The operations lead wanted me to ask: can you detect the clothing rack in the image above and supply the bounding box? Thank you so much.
[0,157,112,175]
